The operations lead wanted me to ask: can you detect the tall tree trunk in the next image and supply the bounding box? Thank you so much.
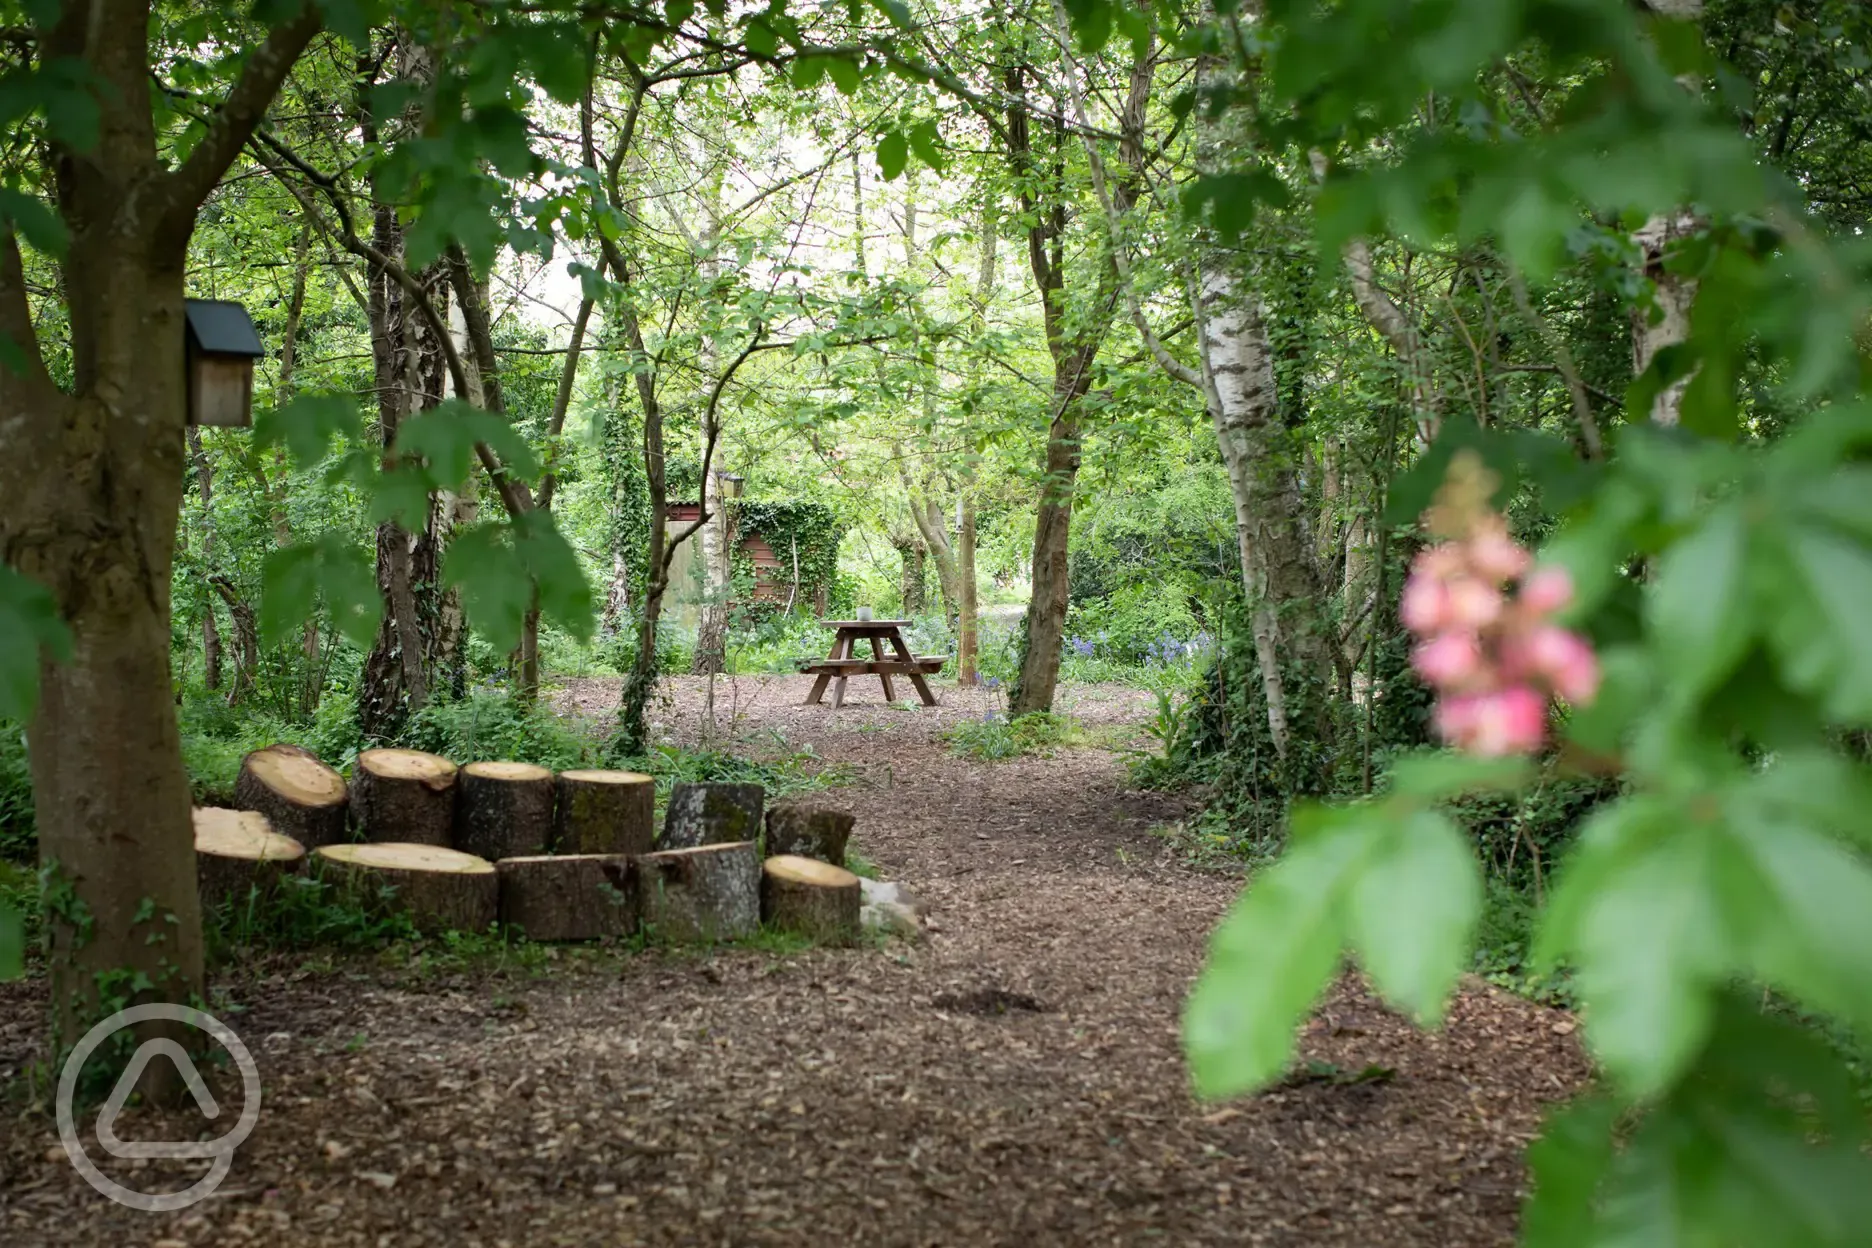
[893,532,928,616]
[1004,63,1107,717]
[2,0,321,1066]
[187,427,223,691]
[957,493,980,685]
[1631,209,1701,426]
[1188,35,1329,763]
[692,462,728,675]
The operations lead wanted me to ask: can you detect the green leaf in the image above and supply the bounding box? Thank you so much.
[1522,1096,1620,1248]
[876,129,908,181]
[908,119,945,172]
[0,564,72,721]
[664,0,696,26]
[261,535,380,650]
[743,18,778,58]
[0,187,67,256]
[255,394,362,468]
[1730,816,1872,1039]
[260,544,318,649]
[514,510,596,643]
[1184,806,1371,1098]
[1569,824,1730,1097]
[443,524,532,652]
[1387,751,1531,801]
[1346,809,1480,1025]
[1766,520,1872,721]
[1647,502,1752,706]
[396,400,541,492]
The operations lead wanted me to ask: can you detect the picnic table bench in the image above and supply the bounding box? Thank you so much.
[800,619,944,708]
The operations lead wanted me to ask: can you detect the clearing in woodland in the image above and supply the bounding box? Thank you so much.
[1,678,1586,1247]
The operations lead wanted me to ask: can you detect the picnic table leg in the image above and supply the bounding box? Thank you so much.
[803,631,849,705]
[888,632,939,707]
[870,636,897,702]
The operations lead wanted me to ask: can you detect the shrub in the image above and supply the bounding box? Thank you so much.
[944,711,1080,761]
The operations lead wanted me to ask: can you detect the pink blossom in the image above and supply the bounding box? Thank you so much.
[1525,625,1601,704]
[1413,545,1466,582]
[1412,632,1482,689]
[1519,566,1575,616]
[1439,686,1548,756]
[1468,521,1532,582]
[1400,574,1450,634]
[1443,576,1504,630]
[1433,693,1483,745]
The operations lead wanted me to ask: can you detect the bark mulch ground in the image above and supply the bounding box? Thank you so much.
[0,674,1589,1246]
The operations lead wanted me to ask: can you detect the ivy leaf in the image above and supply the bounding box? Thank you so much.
[1184,806,1370,1098]
[1345,809,1480,1026]
[255,394,362,468]
[876,129,909,181]
[0,564,72,721]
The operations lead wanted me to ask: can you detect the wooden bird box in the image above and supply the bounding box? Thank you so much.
[184,299,265,428]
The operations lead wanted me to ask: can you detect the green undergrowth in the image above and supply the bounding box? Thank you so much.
[943,710,1081,761]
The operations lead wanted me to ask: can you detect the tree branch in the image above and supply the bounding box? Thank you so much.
[0,225,51,395]
[154,2,324,251]
[536,296,595,513]
[1050,0,1201,391]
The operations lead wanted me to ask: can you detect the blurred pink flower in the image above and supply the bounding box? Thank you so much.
[1526,625,1601,704]
[1437,687,1547,756]
[1519,565,1575,616]
[1412,632,1482,689]
[1400,574,1450,634]
[1444,576,1504,630]
[1468,521,1532,582]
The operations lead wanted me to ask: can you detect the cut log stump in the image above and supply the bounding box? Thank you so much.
[761,855,860,942]
[763,799,854,865]
[314,842,497,935]
[194,807,305,911]
[234,743,348,849]
[634,841,760,943]
[497,854,637,942]
[553,769,655,855]
[660,782,765,850]
[351,748,459,846]
[455,761,555,861]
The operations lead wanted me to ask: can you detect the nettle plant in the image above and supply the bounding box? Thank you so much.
[1186,422,1872,1239]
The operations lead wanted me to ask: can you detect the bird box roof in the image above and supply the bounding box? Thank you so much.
[184,299,265,358]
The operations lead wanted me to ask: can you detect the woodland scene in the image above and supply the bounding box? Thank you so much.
[1,0,1870,1244]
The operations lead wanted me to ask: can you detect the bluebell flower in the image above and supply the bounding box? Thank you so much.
[1068,637,1095,658]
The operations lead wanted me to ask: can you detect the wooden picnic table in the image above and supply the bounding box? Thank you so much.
[800,619,943,708]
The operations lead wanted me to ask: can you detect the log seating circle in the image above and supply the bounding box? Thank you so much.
[205,748,885,948]
[234,743,348,849]
[193,806,306,910]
